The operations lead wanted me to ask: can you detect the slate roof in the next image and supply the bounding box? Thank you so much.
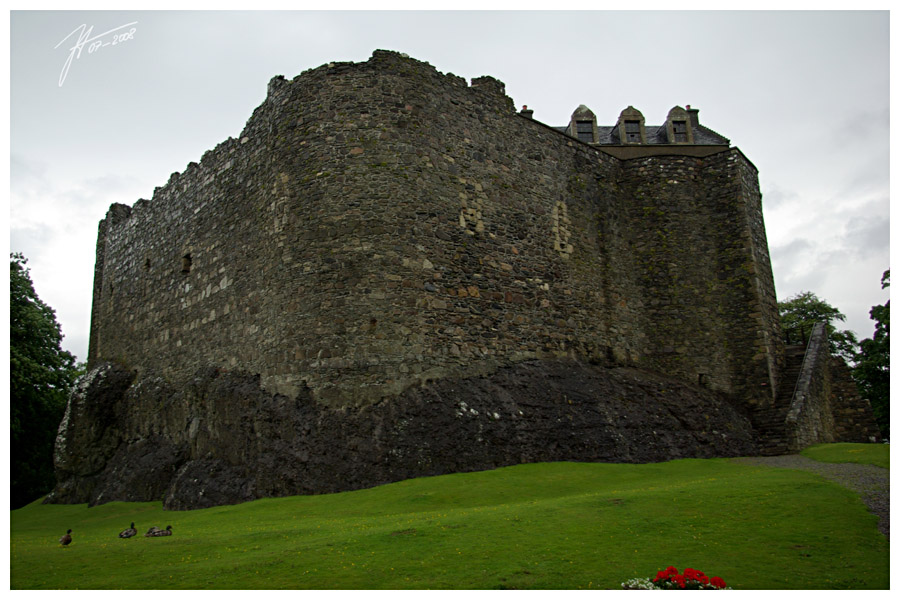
[552,121,730,146]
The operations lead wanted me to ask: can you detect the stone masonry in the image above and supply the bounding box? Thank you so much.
[86,50,780,409]
[48,50,879,510]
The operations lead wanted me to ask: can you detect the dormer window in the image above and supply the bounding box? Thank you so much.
[568,105,597,144]
[624,120,642,143]
[665,107,694,144]
[575,121,594,143]
[616,107,646,145]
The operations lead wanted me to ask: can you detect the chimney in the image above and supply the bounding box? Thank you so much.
[519,104,534,119]
[686,105,700,129]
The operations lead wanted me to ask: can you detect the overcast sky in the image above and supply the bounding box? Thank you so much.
[8,9,892,364]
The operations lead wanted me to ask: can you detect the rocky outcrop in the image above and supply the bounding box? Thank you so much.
[49,363,138,505]
[46,359,756,510]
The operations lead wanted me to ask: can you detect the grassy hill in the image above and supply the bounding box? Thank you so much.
[11,448,889,589]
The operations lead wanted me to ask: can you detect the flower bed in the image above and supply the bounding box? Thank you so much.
[622,566,729,590]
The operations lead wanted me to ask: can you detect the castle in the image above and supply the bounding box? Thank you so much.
[48,51,880,510]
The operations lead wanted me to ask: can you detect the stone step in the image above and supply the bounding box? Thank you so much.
[752,344,808,455]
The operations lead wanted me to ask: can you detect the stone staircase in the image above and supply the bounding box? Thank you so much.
[752,344,807,455]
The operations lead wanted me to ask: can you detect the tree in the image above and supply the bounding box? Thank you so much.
[777,291,859,363]
[10,253,78,509]
[854,270,889,438]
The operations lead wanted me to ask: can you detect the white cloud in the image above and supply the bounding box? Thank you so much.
[10,155,152,361]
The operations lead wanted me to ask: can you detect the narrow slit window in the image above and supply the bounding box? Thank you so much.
[182,254,192,274]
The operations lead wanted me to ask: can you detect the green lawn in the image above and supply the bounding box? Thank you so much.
[801,442,889,469]
[11,454,888,589]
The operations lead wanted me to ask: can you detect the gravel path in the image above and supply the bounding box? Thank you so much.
[731,455,889,540]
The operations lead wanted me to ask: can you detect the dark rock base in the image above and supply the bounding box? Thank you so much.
[46,359,757,510]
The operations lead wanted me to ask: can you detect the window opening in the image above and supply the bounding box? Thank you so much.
[624,120,641,143]
[575,120,594,143]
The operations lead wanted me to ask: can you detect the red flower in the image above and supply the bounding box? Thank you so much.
[649,566,725,589]
[654,566,679,584]
[683,568,704,581]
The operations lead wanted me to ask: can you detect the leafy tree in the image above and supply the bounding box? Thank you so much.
[778,291,858,363]
[854,270,889,438]
[10,253,78,509]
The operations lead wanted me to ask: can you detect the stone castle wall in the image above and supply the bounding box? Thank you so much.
[785,323,836,450]
[782,324,881,450]
[829,357,882,443]
[88,50,781,409]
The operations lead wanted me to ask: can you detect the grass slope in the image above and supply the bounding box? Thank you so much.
[11,455,888,590]
[801,442,889,469]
